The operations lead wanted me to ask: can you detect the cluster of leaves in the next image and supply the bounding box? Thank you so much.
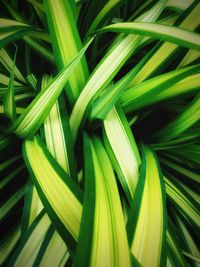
[0,0,200,266]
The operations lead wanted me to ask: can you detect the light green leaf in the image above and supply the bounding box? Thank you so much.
[103,105,141,203]
[9,38,93,138]
[23,136,82,251]
[121,64,200,113]
[42,75,77,179]
[98,22,200,51]
[70,0,168,141]
[44,0,89,104]
[129,2,200,85]
[127,146,166,267]
[75,134,131,267]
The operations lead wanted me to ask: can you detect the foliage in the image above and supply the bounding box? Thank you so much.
[0,0,199,266]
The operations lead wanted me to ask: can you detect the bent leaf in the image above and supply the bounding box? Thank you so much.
[98,22,200,51]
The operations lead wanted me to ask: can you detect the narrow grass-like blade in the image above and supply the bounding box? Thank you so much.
[0,19,37,49]
[21,180,69,267]
[156,93,200,141]
[167,220,187,267]
[2,1,54,64]
[166,0,194,13]
[0,48,26,84]
[0,224,21,266]
[121,64,200,113]
[4,48,17,121]
[174,213,200,267]
[0,186,25,223]
[0,164,25,191]
[127,146,166,267]
[178,49,200,68]
[165,176,200,229]
[160,157,200,183]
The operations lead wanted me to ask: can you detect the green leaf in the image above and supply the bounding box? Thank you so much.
[156,93,200,141]
[165,176,200,229]
[178,49,200,68]
[121,64,200,113]
[103,105,141,203]
[166,0,194,13]
[98,22,200,51]
[90,48,154,120]
[23,136,82,251]
[42,75,77,179]
[75,134,131,267]
[33,226,69,267]
[2,1,54,64]
[160,157,200,183]
[21,180,69,267]
[8,211,51,267]
[21,178,43,236]
[127,145,166,267]
[167,220,187,267]
[129,1,200,85]
[44,0,89,104]
[0,223,21,266]
[85,0,127,37]
[0,18,36,49]
[0,186,25,222]
[0,164,25,191]
[4,47,17,121]
[70,0,168,141]
[0,48,26,83]
[9,38,93,138]
[174,213,200,267]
